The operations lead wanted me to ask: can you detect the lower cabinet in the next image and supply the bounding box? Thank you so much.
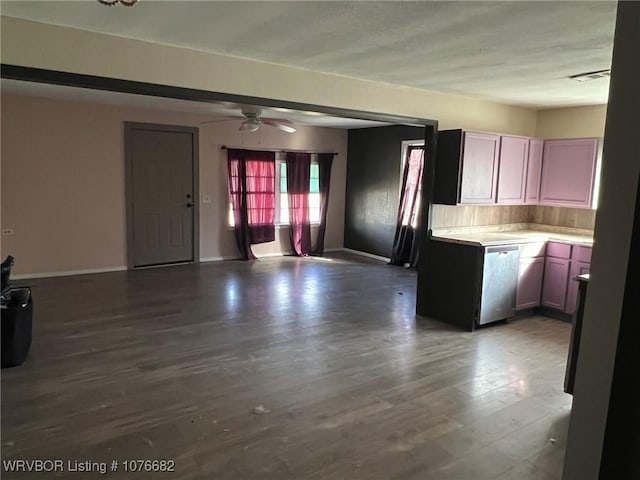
[420,238,592,330]
[418,239,485,331]
[540,243,592,314]
[516,256,544,310]
[541,257,571,310]
[565,261,591,314]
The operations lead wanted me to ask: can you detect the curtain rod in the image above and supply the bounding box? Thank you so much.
[220,145,338,156]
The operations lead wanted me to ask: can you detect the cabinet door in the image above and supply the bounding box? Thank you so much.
[547,241,572,259]
[565,261,591,314]
[572,245,592,263]
[539,138,598,207]
[460,132,500,204]
[525,139,543,204]
[516,256,544,310]
[497,136,529,204]
[541,257,570,310]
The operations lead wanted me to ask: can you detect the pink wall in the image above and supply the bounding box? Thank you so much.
[0,94,348,276]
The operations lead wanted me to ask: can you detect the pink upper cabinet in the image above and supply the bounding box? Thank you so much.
[525,139,544,204]
[539,138,598,208]
[497,136,529,204]
[459,132,500,204]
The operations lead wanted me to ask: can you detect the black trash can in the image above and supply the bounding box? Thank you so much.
[1,255,33,368]
[2,287,33,368]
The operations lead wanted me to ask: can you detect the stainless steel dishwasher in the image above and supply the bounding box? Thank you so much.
[478,245,520,325]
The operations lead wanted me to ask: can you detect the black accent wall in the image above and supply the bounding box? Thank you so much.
[345,125,425,257]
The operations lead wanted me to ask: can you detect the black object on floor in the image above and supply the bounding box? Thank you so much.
[1,255,14,292]
[1,256,33,368]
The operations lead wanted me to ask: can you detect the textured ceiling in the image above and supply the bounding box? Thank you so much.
[1,1,616,108]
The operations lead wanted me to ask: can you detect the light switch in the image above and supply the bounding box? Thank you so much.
[202,195,212,204]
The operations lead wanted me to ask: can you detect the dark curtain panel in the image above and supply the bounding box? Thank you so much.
[286,152,312,256]
[227,149,276,260]
[311,153,334,256]
[389,146,424,267]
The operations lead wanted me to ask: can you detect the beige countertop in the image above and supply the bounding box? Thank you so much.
[432,224,594,247]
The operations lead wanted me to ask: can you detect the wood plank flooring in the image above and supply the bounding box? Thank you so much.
[1,253,572,479]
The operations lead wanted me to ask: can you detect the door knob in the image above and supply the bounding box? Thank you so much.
[186,203,193,208]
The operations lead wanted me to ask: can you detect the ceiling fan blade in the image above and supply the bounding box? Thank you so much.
[262,117,294,126]
[262,118,297,133]
[199,118,234,125]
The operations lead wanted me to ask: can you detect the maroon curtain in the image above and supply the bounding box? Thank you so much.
[286,152,312,256]
[227,149,276,260]
[390,146,424,267]
[311,153,334,256]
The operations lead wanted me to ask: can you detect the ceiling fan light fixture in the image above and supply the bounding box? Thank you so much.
[97,0,139,6]
[240,120,260,132]
[201,105,296,133]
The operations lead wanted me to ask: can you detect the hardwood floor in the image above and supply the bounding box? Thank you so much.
[1,253,572,479]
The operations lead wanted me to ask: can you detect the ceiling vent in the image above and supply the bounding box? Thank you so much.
[569,69,611,82]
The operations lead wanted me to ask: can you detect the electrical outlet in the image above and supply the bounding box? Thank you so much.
[2,228,14,235]
[202,194,212,204]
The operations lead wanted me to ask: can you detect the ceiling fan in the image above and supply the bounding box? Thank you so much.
[201,106,297,133]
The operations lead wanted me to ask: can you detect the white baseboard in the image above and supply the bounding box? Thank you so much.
[256,247,346,259]
[200,256,225,262]
[255,252,289,259]
[199,256,240,262]
[13,249,353,279]
[13,266,127,280]
[342,248,391,263]
[202,248,346,261]
[201,253,287,261]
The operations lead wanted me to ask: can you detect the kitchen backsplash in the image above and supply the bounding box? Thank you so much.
[431,205,529,228]
[528,206,596,230]
[431,204,596,231]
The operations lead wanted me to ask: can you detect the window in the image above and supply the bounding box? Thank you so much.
[400,142,425,228]
[277,160,320,224]
[309,163,321,223]
[278,162,289,224]
[228,158,276,228]
[230,155,321,227]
